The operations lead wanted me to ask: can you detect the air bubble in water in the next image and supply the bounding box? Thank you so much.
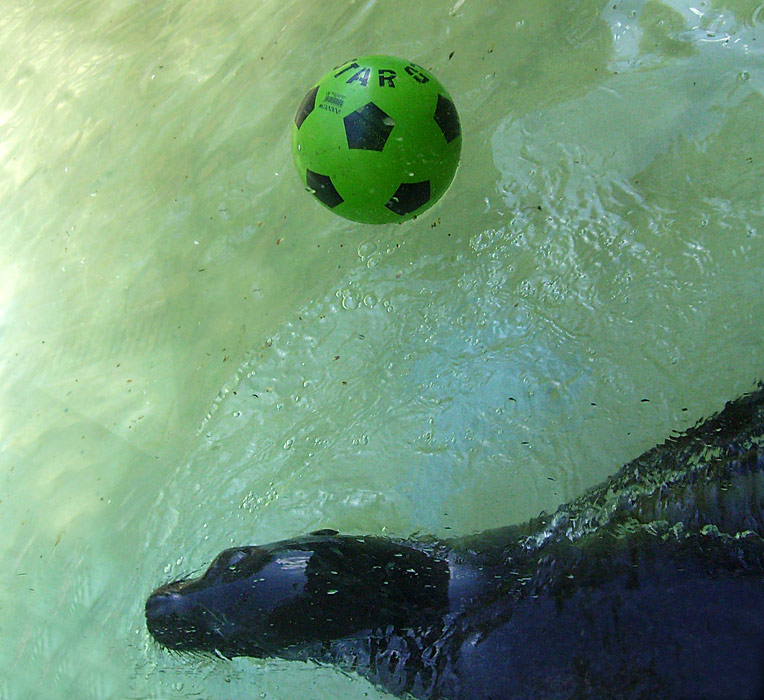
[358,241,377,258]
[341,289,359,310]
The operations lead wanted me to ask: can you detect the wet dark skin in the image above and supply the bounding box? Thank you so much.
[147,384,764,699]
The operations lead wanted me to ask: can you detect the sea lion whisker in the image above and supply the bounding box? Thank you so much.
[165,566,203,587]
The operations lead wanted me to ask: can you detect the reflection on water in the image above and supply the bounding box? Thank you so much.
[0,0,763,698]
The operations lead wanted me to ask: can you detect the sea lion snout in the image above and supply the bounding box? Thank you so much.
[145,583,224,652]
[145,587,185,622]
[145,588,188,649]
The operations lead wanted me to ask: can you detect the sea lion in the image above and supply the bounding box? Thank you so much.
[146,383,764,699]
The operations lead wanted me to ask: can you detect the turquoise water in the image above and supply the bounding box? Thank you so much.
[1,0,763,698]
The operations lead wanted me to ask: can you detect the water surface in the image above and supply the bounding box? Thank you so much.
[1,1,763,698]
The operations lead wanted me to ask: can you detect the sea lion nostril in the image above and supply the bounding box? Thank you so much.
[145,591,173,621]
[145,594,200,651]
[145,593,175,634]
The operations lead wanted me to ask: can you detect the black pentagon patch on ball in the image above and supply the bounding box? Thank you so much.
[434,94,460,143]
[385,181,431,216]
[344,102,395,151]
[306,169,343,208]
[295,86,319,129]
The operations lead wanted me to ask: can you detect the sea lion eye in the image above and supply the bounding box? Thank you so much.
[205,546,272,583]
[227,549,250,567]
[206,547,252,579]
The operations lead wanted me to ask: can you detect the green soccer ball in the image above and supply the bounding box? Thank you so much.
[292,55,461,224]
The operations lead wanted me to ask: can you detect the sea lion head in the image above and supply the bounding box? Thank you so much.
[145,531,450,658]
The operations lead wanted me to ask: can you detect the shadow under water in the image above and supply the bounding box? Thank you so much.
[147,383,764,700]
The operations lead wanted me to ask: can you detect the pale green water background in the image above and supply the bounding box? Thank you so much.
[1,0,763,698]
